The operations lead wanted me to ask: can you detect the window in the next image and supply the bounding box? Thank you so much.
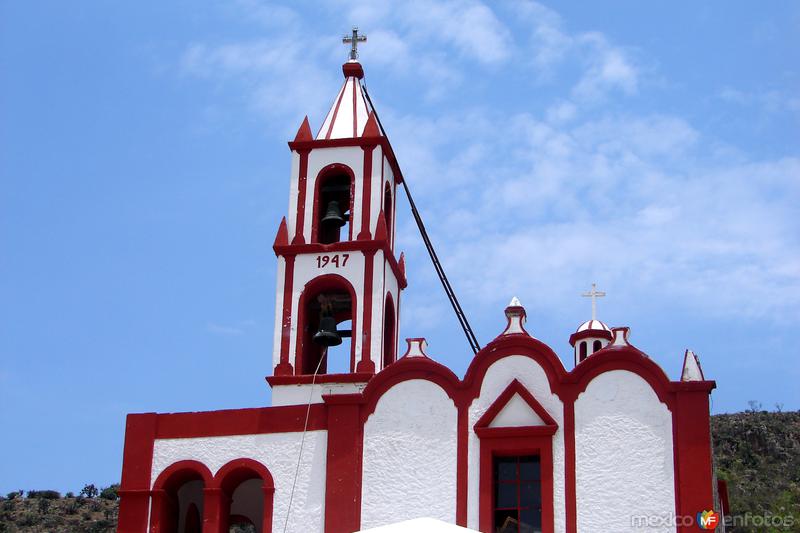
[382,295,396,369]
[579,341,587,362]
[592,340,602,354]
[493,456,542,533]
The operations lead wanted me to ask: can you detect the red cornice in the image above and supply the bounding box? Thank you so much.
[266,372,374,387]
[273,239,408,289]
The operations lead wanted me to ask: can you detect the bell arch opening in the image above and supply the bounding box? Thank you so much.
[314,167,353,245]
[298,275,357,375]
[151,462,212,533]
[383,182,393,247]
[216,459,275,533]
[382,293,396,369]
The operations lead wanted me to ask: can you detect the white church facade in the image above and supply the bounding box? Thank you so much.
[117,51,719,533]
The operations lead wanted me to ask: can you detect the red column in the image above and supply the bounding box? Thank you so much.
[202,487,228,533]
[455,404,468,526]
[562,397,578,533]
[275,254,296,376]
[674,390,715,531]
[356,250,376,373]
[293,149,310,245]
[261,487,275,533]
[118,413,157,533]
[323,394,364,533]
[147,489,175,533]
[357,145,375,240]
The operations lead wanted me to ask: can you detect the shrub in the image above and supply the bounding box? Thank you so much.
[99,484,119,501]
[80,484,99,499]
[38,497,51,514]
[19,512,37,526]
[27,489,61,499]
[66,491,75,498]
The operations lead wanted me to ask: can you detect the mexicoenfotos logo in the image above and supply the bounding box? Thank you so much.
[696,510,719,530]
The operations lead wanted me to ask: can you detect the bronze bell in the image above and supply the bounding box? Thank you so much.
[312,316,342,346]
[321,200,346,227]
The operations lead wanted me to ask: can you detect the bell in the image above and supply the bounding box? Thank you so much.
[313,316,342,346]
[321,200,346,228]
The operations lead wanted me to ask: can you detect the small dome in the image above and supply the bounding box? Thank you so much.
[576,319,612,334]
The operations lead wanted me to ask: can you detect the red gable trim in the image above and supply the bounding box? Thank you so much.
[474,378,559,430]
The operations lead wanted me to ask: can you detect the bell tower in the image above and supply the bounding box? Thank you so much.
[269,48,406,393]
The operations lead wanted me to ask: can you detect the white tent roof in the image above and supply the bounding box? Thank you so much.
[358,518,479,532]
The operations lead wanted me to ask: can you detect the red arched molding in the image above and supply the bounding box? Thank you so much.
[579,341,587,362]
[462,335,569,402]
[565,346,676,408]
[150,460,213,533]
[213,458,275,533]
[360,356,463,421]
[311,163,356,244]
[294,273,359,375]
[381,293,396,370]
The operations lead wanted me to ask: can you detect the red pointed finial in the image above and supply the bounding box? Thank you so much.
[294,116,313,142]
[362,111,381,138]
[398,252,406,277]
[273,217,288,249]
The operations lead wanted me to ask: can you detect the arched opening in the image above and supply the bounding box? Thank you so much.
[151,461,212,533]
[215,459,274,533]
[592,340,602,354]
[382,294,396,369]
[314,168,353,244]
[298,275,356,375]
[579,341,588,362]
[383,183,393,247]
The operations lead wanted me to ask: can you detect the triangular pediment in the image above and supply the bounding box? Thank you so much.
[475,379,558,431]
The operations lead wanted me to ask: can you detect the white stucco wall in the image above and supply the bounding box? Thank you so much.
[151,431,328,532]
[574,370,675,533]
[271,381,369,406]
[361,379,459,528]
[466,355,566,533]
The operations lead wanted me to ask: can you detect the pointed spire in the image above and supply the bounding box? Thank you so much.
[273,217,288,248]
[294,116,313,142]
[681,350,705,382]
[362,111,382,138]
[398,252,406,278]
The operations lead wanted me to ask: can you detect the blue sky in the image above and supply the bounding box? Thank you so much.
[1,0,798,494]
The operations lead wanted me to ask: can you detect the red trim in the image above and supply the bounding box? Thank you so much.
[214,459,275,533]
[289,137,403,184]
[567,328,613,347]
[293,273,359,375]
[267,372,373,386]
[478,434,555,533]
[118,413,157,533]
[474,379,558,430]
[358,145,374,240]
[456,406,469,526]
[275,254,295,376]
[324,83,347,140]
[673,391,715,531]
[342,61,364,79]
[357,250,376,372]
[154,405,327,438]
[294,116,312,142]
[292,149,310,245]
[274,240,407,289]
[352,77,358,137]
[562,401,577,533]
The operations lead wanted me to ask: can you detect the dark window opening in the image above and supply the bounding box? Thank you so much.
[493,456,542,533]
[579,341,587,362]
[302,289,353,374]
[317,174,351,244]
[382,298,396,369]
[383,184,393,245]
[592,340,602,354]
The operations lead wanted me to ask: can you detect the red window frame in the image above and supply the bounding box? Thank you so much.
[493,455,542,532]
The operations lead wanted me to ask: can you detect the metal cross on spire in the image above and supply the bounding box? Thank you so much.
[582,283,606,320]
[343,26,367,61]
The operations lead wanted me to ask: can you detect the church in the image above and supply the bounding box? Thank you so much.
[117,33,720,533]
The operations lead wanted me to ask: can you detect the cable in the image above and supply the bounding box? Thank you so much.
[361,81,481,355]
[282,348,326,533]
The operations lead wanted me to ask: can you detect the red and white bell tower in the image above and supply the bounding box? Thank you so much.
[268,47,406,394]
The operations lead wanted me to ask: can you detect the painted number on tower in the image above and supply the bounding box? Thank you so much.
[316,254,350,268]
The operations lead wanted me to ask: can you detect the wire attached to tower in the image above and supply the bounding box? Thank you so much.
[361,82,481,355]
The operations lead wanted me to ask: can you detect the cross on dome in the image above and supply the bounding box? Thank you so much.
[581,283,606,320]
[343,26,367,61]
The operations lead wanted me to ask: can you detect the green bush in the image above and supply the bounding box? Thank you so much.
[99,484,119,501]
[27,489,61,499]
[80,484,99,499]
